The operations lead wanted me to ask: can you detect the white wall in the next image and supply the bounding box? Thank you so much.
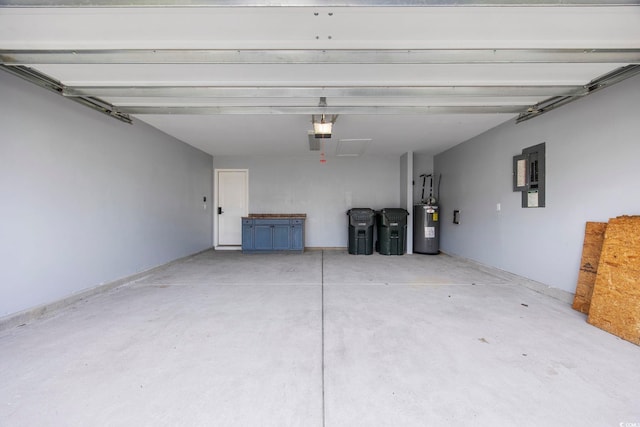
[212,154,400,247]
[0,71,213,317]
[400,153,408,209]
[434,74,640,293]
[400,152,414,254]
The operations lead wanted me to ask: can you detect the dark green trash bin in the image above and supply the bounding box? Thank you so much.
[347,208,376,255]
[376,208,409,255]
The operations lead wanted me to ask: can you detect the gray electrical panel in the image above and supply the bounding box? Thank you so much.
[513,142,546,208]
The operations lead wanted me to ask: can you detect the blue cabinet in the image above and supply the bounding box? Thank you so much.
[290,219,304,250]
[254,224,274,250]
[242,221,254,249]
[242,216,305,253]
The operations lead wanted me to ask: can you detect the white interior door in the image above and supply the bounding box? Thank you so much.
[216,169,248,246]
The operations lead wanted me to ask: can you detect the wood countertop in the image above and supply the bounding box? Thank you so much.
[245,213,307,219]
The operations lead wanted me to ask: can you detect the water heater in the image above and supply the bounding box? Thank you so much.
[413,204,440,255]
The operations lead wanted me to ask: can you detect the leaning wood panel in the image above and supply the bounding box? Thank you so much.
[588,216,640,346]
[572,222,607,314]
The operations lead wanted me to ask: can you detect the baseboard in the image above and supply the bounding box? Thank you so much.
[305,246,347,251]
[0,247,214,332]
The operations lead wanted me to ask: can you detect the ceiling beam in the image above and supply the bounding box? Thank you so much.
[116,105,524,114]
[63,85,587,98]
[1,0,638,6]
[0,64,132,123]
[3,49,640,65]
[517,63,640,122]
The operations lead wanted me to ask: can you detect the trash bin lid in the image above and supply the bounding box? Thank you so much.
[347,208,375,215]
[348,208,375,225]
[380,208,409,214]
[378,208,409,225]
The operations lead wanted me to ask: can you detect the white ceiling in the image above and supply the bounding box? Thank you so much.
[1,3,639,157]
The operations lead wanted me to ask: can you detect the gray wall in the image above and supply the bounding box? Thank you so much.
[435,74,640,293]
[212,155,400,247]
[0,71,213,317]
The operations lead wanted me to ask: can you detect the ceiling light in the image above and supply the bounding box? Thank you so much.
[312,97,338,139]
[312,114,333,138]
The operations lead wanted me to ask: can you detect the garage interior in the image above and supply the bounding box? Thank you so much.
[1,1,639,426]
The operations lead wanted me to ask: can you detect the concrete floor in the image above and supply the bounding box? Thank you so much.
[1,250,638,427]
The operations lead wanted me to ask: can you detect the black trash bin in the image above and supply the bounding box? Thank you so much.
[347,208,376,255]
[376,208,409,255]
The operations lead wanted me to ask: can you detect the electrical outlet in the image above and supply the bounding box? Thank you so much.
[453,210,460,224]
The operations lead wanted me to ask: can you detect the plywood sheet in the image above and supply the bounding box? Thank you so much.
[572,222,607,314]
[588,216,640,346]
